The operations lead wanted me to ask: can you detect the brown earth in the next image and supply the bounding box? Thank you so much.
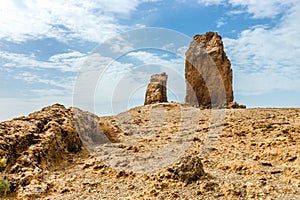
[1,103,299,199]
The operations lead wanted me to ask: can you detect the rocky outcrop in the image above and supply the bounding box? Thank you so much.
[0,104,82,198]
[185,32,234,108]
[0,104,123,199]
[144,72,168,105]
[0,104,122,199]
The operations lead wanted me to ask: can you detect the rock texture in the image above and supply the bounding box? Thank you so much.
[144,72,168,105]
[0,104,82,199]
[166,155,205,183]
[0,104,117,199]
[185,32,234,108]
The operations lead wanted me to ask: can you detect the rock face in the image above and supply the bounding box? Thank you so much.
[0,104,83,198]
[144,72,168,105]
[0,104,121,199]
[185,32,234,108]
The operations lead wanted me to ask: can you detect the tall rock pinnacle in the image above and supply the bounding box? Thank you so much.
[185,32,234,108]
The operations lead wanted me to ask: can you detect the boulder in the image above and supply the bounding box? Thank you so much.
[166,155,205,183]
[144,72,168,105]
[185,32,234,108]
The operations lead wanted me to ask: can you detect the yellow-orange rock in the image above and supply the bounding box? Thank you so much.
[185,32,233,108]
[144,72,168,105]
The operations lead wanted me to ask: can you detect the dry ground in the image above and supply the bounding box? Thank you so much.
[3,103,300,199]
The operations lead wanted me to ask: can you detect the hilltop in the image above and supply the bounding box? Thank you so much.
[0,103,299,199]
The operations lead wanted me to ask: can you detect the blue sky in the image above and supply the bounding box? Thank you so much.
[1,0,300,121]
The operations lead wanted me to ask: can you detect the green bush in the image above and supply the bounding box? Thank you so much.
[0,176,10,196]
[0,158,10,196]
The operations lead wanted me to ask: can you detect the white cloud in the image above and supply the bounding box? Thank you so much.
[228,0,295,18]
[224,1,300,95]
[196,0,297,18]
[95,0,160,15]
[18,73,76,91]
[0,0,158,43]
[127,51,185,73]
[197,0,224,6]
[1,51,86,72]
[108,36,135,53]
[216,18,226,28]
[49,51,85,63]
[73,52,135,111]
[0,50,85,100]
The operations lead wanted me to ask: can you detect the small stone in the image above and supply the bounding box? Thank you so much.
[287,156,297,162]
[261,162,272,167]
[270,170,282,174]
[127,184,135,190]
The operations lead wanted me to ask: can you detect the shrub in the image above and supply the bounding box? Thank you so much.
[0,158,9,196]
[0,177,10,196]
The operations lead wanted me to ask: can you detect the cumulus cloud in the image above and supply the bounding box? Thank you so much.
[0,50,85,103]
[0,0,158,43]
[224,1,300,95]
[227,0,295,18]
[0,50,85,72]
[196,0,296,18]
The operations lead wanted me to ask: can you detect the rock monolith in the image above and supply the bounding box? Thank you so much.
[185,32,233,108]
[144,72,168,105]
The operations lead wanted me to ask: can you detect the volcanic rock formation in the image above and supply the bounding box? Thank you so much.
[185,32,233,108]
[0,104,82,198]
[0,104,115,199]
[144,72,168,105]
